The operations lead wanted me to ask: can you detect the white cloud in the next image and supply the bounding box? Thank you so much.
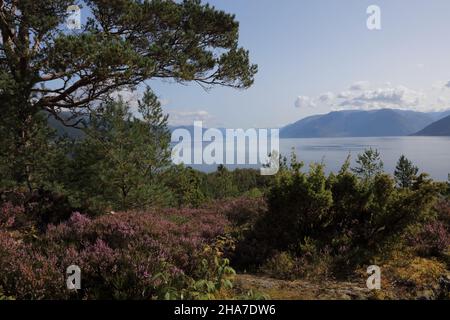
[431,81,446,90]
[432,96,450,110]
[337,91,353,99]
[349,81,370,91]
[294,96,316,108]
[110,89,139,108]
[318,92,335,103]
[296,81,447,115]
[338,85,425,110]
[158,98,170,106]
[111,89,169,109]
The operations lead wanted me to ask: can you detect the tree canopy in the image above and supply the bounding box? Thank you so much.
[0,0,257,124]
[0,0,257,188]
[394,155,419,188]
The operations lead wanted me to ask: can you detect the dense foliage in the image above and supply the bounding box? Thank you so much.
[0,200,235,299]
[0,152,449,299]
[233,152,449,284]
[0,0,257,190]
[59,88,173,211]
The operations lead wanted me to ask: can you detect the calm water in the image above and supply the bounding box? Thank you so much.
[190,137,450,181]
[280,137,450,181]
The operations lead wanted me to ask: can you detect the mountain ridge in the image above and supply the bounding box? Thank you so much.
[413,114,450,136]
[280,108,450,138]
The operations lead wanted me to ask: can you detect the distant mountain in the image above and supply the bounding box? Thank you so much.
[47,108,450,139]
[427,110,450,121]
[413,115,450,136]
[280,109,447,138]
[169,125,227,138]
[170,125,209,134]
[47,113,86,139]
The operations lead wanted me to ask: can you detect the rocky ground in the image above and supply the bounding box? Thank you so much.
[233,272,450,300]
[234,274,373,300]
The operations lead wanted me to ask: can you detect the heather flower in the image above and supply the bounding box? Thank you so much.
[0,204,232,299]
[410,220,450,256]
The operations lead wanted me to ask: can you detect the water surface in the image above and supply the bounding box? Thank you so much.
[190,137,450,181]
[280,137,450,181]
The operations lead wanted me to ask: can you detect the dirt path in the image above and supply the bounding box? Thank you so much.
[234,274,372,300]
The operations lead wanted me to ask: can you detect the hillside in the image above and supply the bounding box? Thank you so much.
[428,110,450,121]
[280,109,438,138]
[414,115,450,136]
[47,113,86,139]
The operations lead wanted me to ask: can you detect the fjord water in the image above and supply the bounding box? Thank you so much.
[192,136,450,181]
[280,136,450,181]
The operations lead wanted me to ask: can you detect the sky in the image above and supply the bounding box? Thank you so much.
[126,1,450,128]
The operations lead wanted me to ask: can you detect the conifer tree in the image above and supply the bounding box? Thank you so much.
[394,155,419,188]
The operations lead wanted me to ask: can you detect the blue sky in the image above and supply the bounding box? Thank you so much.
[134,1,450,127]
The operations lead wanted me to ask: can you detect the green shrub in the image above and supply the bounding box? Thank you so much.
[235,151,441,275]
[260,252,299,280]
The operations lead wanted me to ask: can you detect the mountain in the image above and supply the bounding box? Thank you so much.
[280,109,444,138]
[427,110,450,121]
[169,125,227,137]
[413,115,450,136]
[47,113,86,139]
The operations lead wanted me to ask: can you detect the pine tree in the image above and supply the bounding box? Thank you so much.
[394,155,419,188]
[0,0,257,185]
[0,110,68,191]
[136,87,171,180]
[68,90,172,211]
[351,148,384,182]
[207,165,239,199]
